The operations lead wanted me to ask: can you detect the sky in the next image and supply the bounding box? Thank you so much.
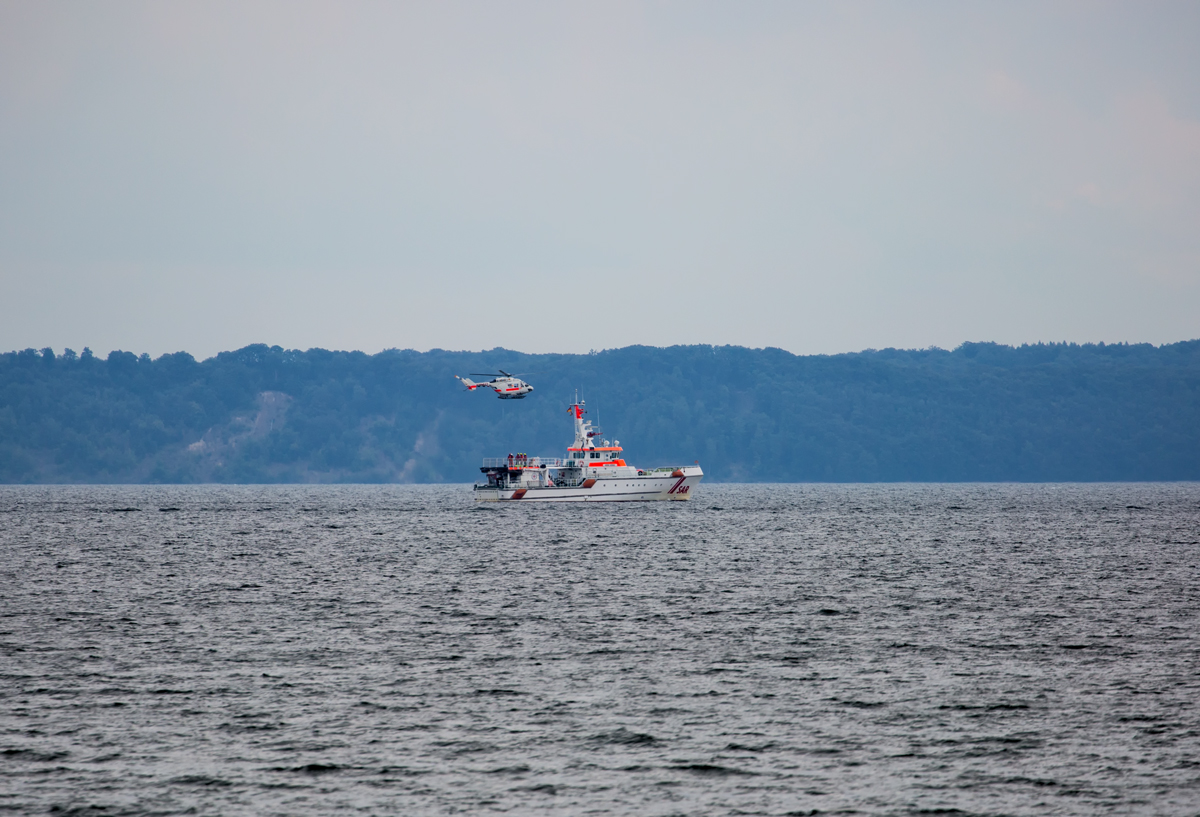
[1,1,1198,359]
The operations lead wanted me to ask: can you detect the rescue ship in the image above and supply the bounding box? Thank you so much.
[474,400,703,502]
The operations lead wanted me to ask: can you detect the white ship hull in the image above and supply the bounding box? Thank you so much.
[473,398,702,503]
[475,466,703,502]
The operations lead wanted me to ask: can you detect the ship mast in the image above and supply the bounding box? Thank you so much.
[570,395,590,450]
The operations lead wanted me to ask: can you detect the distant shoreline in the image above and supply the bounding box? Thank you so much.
[3,341,1198,484]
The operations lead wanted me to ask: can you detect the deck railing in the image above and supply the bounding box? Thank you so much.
[481,456,568,468]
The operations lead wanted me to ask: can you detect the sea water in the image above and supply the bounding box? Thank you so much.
[1,483,1198,815]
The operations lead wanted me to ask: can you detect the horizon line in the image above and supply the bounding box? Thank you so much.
[7,337,1200,365]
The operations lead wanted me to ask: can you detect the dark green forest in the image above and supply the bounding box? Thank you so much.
[1,341,1198,483]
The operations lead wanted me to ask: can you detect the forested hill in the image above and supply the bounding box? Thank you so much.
[1,341,1198,483]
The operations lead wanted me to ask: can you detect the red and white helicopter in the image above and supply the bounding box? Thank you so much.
[455,370,534,399]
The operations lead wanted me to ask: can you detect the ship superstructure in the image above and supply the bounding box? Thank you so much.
[473,400,703,502]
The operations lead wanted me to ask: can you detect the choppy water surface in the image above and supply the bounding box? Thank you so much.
[2,484,1199,816]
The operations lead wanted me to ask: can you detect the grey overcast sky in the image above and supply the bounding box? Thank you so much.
[2,1,1198,359]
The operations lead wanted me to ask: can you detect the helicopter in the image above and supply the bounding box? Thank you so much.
[455,370,534,399]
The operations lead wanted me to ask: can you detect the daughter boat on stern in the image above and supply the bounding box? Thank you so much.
[474,400,703,502]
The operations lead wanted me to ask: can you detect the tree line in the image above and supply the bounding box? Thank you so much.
[1,340,1197,483]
